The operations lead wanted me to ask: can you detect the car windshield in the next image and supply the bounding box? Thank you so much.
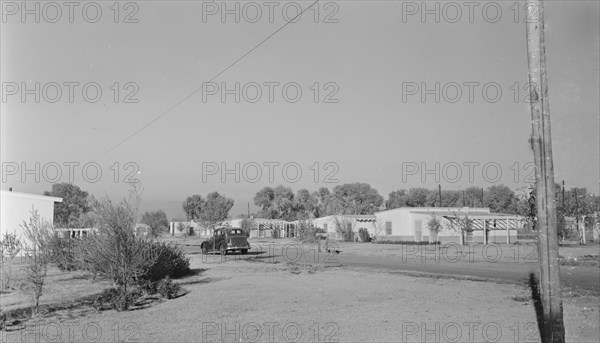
[228,229,243,235]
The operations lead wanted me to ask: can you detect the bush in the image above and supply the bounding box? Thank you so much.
[142,242,190,282]
[47,232,79,271]
[358,228,371,243]
[95,287,142,311]
[157,277,181,299]
[296,221,322,243]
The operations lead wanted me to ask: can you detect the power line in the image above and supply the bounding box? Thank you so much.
[91,0,321,162]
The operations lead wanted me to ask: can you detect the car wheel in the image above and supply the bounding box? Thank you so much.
[219,244,227,255]
[241,249,248,255]
[201,243,209,255]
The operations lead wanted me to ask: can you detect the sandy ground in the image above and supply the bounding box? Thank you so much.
[2,251,598,343]
[161,236,600,265]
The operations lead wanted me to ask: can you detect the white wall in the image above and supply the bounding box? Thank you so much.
[1,190,62,248]
[311,216,377,241]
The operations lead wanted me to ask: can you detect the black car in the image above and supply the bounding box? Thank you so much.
[201,228,250,255]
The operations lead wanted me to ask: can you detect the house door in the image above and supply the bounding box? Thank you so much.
[414,220,422,241]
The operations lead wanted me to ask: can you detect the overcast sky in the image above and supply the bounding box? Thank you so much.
[1,0,598,218]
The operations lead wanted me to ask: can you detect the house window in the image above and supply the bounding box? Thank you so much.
[385,221,392,235]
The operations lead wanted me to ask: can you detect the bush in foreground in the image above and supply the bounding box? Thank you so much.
[143,242,190,282]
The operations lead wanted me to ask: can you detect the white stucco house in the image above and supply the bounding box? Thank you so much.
[228,218,297,238]
[311,215,378,241]
[0,189,63,248]
[374,207,525,244]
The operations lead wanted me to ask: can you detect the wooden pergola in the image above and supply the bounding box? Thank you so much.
[442,214,526,244]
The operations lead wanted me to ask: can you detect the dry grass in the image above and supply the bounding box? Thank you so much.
[0,261,111,314]
[1,252,598,343]
[1,239,598,342]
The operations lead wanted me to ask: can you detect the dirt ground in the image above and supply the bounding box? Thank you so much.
[1,249,598,343]
[161,235,600,264]
[0,263,111,313]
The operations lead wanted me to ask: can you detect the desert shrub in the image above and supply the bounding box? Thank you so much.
[333,217,354,242]
[358,228,371,242]
[142,242,190,282]
[1,232,22,290]
[139,279,158,295]
[157,276,180,299]
[21,209,54,316]
[176,222,187,236]
[94,287,142,311]
[47,232,80,271]
[296,220,321,243]
[80,184,161,313]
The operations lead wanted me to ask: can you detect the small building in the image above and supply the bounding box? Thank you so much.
[311,215,377,241]
[374,207,524,244]
[169,220,206,236]
[227,218,296,238]
[0,189,63,249]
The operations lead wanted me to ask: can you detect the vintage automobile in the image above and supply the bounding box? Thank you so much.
[201,228,250,255]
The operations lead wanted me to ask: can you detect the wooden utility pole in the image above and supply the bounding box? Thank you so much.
[481,188,484,206]
[561,180,565,209]
[438,184,442,207]
[525,1,565,342]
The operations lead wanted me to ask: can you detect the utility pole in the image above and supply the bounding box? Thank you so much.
[561,180,565,209]
[247,202,250,218]
[526,1,565,342]
[574,188,579,226]
[481,188,484,207]
[438,184,442,207]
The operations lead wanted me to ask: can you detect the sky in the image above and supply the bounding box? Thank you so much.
[1,0,599,219]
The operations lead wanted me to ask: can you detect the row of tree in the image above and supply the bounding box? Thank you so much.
[44,182,598,233]
[246,183,599,223]
[246,184,527,220]
[251,184,384,220]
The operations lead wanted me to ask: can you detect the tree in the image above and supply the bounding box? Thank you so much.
[386,189,408,209]
[272,186,296,220]
[182,195,204,221]
[426,215,443,242]
[21,209,54,316]
[516,185,538,230]
[254,187,275,212]
[0,232,22,290]
[449,213,473,245]
[140,210,169,237]
[332,215,354,242]
[312,187,332,217]
[330,183,384,215]
[405,188,430,207]
[44,183,91,228]
[200,192,234,231]
[484,185,517,213]
[294,189,317,220]
[464,187,485,207]
[82,184,159,310]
